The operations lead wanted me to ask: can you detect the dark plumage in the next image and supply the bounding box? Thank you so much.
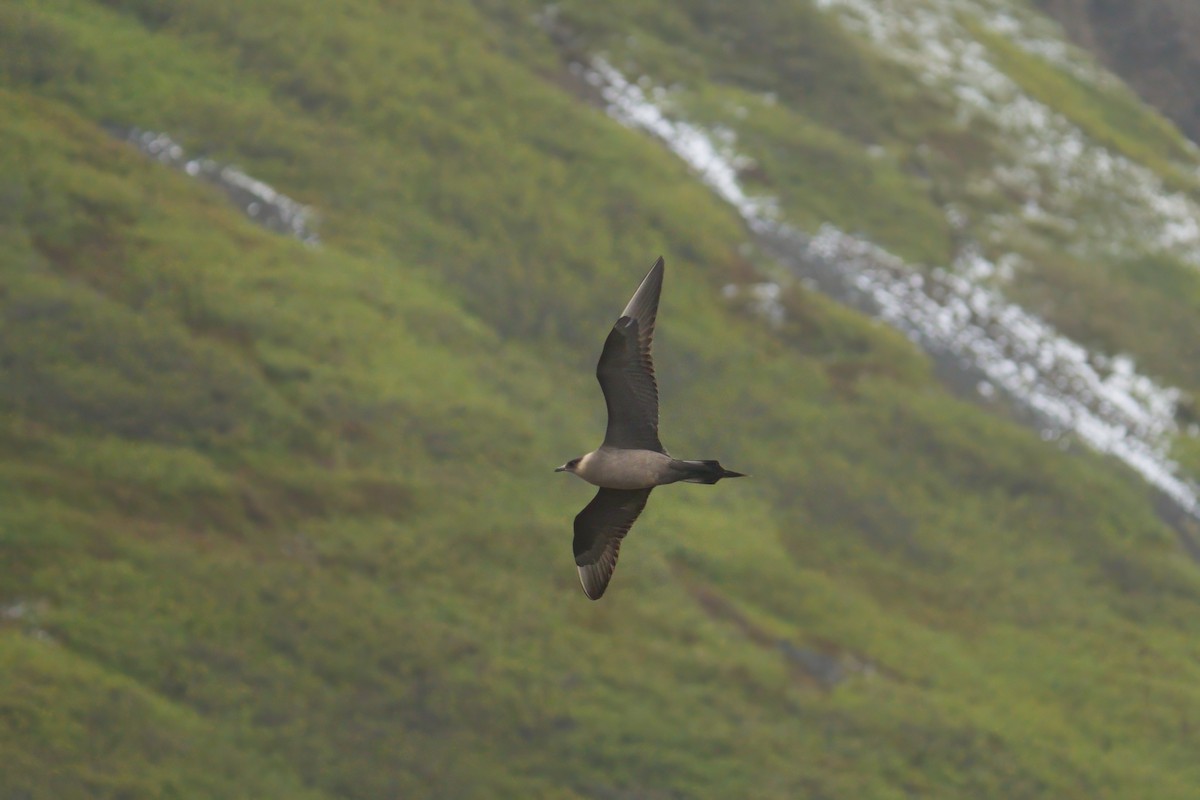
[556,257,745,599]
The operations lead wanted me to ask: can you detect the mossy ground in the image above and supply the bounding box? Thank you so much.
[3,1,1200,797]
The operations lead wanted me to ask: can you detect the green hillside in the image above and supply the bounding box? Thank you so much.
[3,1,1200,797]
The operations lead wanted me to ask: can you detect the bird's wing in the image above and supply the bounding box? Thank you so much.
[573,487,653,600]
[597,257,664,452]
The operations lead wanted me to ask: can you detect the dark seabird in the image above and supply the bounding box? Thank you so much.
[556,257,744,599]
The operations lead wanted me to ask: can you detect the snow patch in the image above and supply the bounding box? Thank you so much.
[584,58,1199,518]
[582,59,778,226]
[125,129,319,245]
[814,0,1200,267]
[807,226,1196,515]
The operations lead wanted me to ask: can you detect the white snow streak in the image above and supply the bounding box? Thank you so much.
[809,227,1196,513]
[579,60,778,227]
[585,58,1199,517]
[813,0,1200,266]
[127,129,319,245]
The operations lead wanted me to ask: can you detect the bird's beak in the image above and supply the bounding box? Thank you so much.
[554,464,568,472]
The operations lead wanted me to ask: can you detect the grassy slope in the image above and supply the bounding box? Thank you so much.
[2,1,1200,797]
[531,0,1200,401]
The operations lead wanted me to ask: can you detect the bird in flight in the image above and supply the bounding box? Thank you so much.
[556,257,744,600]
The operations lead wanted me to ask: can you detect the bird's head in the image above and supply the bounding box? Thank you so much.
[555,456,583,475]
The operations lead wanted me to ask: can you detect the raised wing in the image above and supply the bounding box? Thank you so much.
[597,257,664,452]
[573,487,653,600]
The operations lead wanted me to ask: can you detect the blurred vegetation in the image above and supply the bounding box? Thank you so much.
[970,19,1198,186]
[515,0,1200,402]
[2,1,1200,798]
[1038,0,1200,147]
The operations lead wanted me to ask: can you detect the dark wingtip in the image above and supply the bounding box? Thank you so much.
[645,256,664,284]
[577,564,611,600]
[620,256,666,321]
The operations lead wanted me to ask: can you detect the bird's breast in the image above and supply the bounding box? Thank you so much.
[577,448,672,490]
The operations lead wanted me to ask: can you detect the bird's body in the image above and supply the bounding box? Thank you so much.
[572,447,673,490]
[557,257,744,599]
[573,448,741,490]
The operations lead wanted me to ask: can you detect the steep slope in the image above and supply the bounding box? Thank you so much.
[516,0,1200,510]
[2,1,1200,798]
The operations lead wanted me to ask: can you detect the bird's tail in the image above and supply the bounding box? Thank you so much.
[672,459,747,485]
